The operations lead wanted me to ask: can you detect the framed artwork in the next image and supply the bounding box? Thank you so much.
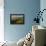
[10,14,24,24]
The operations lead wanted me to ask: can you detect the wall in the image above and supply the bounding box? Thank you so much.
[4,0,40,42]
[40,0,46,27]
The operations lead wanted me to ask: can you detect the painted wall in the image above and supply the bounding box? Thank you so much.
[40,0,46,27]
[4,0,40,42]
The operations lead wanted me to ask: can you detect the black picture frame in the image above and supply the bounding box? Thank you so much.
[10,14,24,24]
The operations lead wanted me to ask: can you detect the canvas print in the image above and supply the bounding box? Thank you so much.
[10,14,24,24]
